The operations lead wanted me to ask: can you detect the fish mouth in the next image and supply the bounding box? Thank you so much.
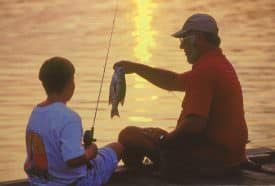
[111,108,119,118]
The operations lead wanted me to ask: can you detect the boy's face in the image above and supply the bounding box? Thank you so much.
[64,75,75,102]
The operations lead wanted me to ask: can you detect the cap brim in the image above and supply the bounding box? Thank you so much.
[171,29,187,38]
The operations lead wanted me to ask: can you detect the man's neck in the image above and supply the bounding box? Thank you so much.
[200,44,217,54]
[191,46,219,66]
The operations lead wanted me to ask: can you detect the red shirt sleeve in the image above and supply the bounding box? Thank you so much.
[181,64,215,118]
[177,71,192,91]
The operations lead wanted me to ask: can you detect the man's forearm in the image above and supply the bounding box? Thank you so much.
[165,115,207,144]
[131,63,181,91]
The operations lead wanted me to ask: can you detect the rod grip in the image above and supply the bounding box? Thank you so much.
[84,127,96,149]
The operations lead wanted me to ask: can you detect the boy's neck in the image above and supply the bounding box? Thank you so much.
[38,95,67,107]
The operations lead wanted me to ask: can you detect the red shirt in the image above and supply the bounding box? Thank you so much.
[178,48,248,166]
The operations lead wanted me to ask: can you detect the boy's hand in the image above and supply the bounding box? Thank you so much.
[85,143,98,160]
[66,143,97,168]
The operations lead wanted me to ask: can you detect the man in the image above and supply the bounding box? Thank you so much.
[115,13,248,174]
[24,57,124,185]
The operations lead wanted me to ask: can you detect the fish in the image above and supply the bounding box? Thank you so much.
[109,66,126,118]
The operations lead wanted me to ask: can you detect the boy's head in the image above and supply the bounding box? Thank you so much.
[39,57,75,96]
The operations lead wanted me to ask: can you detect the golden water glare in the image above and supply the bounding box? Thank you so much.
[128,0,158,123]
[132,0,157,62]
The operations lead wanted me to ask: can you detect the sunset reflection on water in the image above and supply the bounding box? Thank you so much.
[129,0,158,123]
[132,0,157,62]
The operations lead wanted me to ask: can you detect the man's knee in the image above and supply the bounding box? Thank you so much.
[106,142,124,161]
[118,126,163,167]
[118,126,140,145]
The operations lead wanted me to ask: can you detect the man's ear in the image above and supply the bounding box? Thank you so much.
[194,33,205,48]
[194,34,202,47]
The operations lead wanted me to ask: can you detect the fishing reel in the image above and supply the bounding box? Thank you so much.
[83,127,96,149]
[83,127,96,169]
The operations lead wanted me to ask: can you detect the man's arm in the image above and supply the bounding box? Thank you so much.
[164,114,207,144]
[114,61,185,91]
[66,143,97,168]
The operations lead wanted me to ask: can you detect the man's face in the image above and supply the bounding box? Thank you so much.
[179,32,201,64]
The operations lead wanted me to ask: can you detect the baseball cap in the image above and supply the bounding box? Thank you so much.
[172,13,218,38]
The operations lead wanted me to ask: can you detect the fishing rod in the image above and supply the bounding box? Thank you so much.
[84,0,119,148]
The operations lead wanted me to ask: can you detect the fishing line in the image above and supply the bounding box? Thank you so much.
[92,0,119,131]
[170,91,182,102]
[91,0,180,130]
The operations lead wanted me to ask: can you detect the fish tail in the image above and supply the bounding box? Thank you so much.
[111,108,120,118]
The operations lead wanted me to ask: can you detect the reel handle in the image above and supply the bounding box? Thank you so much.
[83,127,96,149]
[83,127,96,169]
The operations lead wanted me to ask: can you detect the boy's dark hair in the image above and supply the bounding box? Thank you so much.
[39,57,75,95]
[202,32,221,47]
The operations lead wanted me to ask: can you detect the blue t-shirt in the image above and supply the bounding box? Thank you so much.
[25,102,86,185]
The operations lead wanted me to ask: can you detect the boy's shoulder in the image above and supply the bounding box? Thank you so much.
[54,103,81,121]
[33,102,81,123]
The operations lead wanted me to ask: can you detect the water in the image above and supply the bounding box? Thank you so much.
[0,0,274,181]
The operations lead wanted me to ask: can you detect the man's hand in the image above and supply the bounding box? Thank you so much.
[161,114,207,147]
[114,60,137,74]
[85,143,98,160]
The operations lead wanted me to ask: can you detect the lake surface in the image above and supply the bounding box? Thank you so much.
[0,0,274,181]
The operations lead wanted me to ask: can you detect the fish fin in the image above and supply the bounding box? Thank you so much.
[109,80,116,105]
[111,109,120,118]
[108,93,112,105]
[109,83,113,105]
[120,99,125,106]
[121,80,126,106]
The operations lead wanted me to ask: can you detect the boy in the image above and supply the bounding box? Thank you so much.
[24,57,124,185]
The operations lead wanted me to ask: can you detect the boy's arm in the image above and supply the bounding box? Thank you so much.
[66,143,98,168]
